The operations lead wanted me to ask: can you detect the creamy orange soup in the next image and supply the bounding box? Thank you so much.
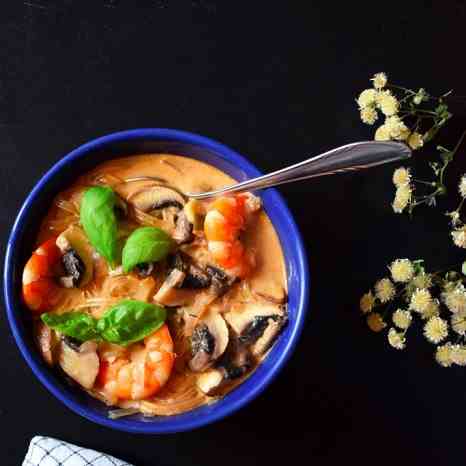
[26,154,287,417]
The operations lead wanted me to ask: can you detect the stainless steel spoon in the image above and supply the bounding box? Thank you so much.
[125,140,411,200]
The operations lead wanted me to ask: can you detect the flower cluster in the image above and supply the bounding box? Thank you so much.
[357,72,451,150]
[357,73,463,216]
[447,163,466,249]
[389,132,465,215]
[360,258,466,367]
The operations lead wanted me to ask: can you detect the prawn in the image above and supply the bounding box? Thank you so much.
[204,194,257,277]
[22,237,62,313]
[97,324,175,401]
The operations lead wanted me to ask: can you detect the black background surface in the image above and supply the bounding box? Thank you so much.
[1,1,466,465]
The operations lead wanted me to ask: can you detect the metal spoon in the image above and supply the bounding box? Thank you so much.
[125,140,411,200]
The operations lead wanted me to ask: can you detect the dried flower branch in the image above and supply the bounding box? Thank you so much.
[357,72,452,147]
[360,258,466,367]
[356,73,465,216]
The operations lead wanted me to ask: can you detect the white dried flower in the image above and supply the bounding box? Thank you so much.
[410,288,432,313]
[446,210,461,227]
[390,259,414,283]
[451,312,466,336]
[459,175,466,198]
[392,167,411,187]
[360,107,378,125]
[423,316,448,344]
[452,227,466,248]
[388,328,406,350]
[374,124,391,141]
[376,90,399,116]
[360,291,375,314]
[385,116,409,140]
[407,132,424,150]
[435,343,453,367]
[371,72,387,90]
[392,309,412,330]
[392,184,412,213]
[366,313,386,332]
[357,89,378,108]
[375,278,396,303]
[443,285,466,313]
[421,299,440,320]
[450,344,466,366]
[411,273,432,290]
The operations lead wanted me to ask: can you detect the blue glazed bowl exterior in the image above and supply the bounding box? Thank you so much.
[3,129,309,433]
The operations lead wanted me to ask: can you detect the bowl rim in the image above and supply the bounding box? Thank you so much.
[3,128,309,433]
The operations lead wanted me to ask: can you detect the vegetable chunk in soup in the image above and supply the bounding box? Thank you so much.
[23,154,287,417]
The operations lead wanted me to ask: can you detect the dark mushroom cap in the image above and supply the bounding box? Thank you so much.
[168,252,211,289]
[189,313,229,372]
[130,185,186,212]
[191,324,215,356]
[61,249,85,287]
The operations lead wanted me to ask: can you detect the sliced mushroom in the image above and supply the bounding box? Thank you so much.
[153,269,193,306]
[189,313,229,372]
[58,339,100,389]
[206,265,236,297]
[225,302,287,357]
[197,339,252,395]
[172,211,193,245]
[61,249,85,287]
[56,226,94,287]
[129,185,185,213]
[168,252,211,289]
[183,265,211,289]
[197,369,224,395]
[34,321,59,366]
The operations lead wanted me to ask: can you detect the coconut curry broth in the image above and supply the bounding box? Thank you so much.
[31,154,287,415]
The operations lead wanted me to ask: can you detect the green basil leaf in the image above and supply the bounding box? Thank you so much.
[122,227,172,273]
[96,299,166,346]
[80,186,119,266]
[41,311,100,342]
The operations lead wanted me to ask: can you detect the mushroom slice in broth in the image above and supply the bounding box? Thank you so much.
[56,225,94,287]
[129,185,185,213]
[225,302,287,357]
[58,338,100,389]
[197,337,252,395]
[189,312,229,372]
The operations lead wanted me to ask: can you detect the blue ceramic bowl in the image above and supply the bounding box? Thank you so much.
[3,129,309,433]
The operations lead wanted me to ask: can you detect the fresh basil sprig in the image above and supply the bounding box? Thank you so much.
[96,300,166,345]
[41,312,100,342]
[80,186,119,266]
[122,227,172,273]
[41,300,166,346]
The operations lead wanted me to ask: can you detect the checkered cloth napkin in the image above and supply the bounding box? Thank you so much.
[23,436,134,466]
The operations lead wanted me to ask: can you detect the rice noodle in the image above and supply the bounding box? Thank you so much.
[130,207,174,231]
[108,408,140,419]
[139,373,209,416]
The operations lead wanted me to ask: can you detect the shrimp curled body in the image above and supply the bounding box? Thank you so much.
[22,238,62,313]
[204,195,254,277]
[97,324,175,401]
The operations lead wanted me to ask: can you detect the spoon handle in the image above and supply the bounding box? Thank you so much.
[187,141,411,200]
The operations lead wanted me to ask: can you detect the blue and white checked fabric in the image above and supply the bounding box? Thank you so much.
[23,436,134,466]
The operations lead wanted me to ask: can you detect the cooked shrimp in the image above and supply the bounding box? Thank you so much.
[97,324,175,401]
[22,237,62,313]
[204,194,255,277]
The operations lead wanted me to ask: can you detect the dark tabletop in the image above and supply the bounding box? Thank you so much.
[1,1,466,465]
